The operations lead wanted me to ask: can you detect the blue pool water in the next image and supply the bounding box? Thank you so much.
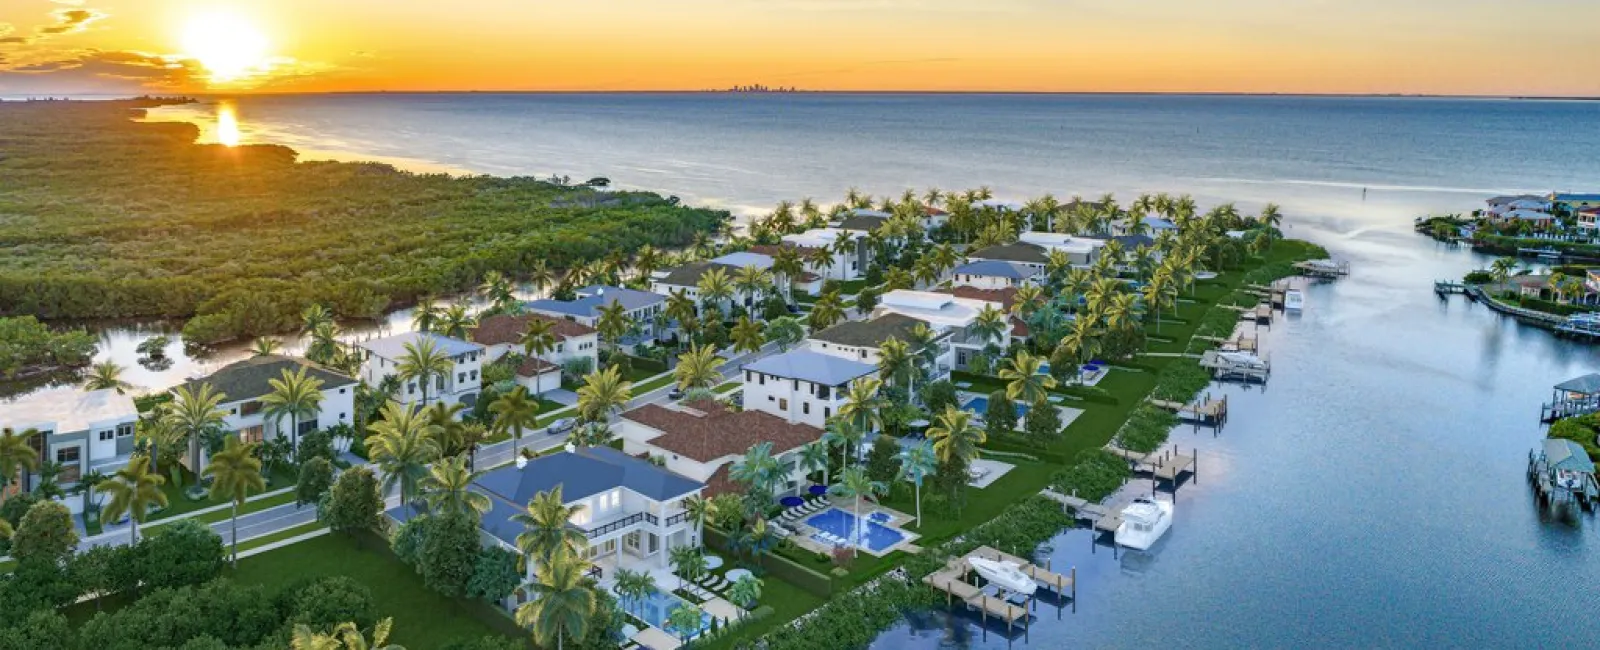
[619,587,710,636]
[806,508,906,553]
[867,512,893,524]
[961,396,1030,419]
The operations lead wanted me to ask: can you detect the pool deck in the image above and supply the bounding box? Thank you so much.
[789,499,921,557]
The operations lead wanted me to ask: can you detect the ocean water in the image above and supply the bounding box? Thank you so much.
[19,94,1600,645]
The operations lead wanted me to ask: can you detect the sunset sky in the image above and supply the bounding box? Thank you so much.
[1,0,1596,96]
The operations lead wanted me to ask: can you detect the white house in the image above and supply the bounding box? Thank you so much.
[468,313,598,394]
[872,289,1011,369]
[782,228,864,281]
[740,348,877,429]
[525,285,668,334]
[966,241,1052,273]
[949,260,1042,289]
[388,445,704,605]
[178,355,357,454]
[807,313,954,381]
[618,398,824,499]
[1018,232,1104,266]
[357,332,485,410]
[0,386,138,513]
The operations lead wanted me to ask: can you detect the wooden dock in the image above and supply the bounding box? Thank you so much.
[1293,260,1351,278]
[922,546,1076,632]
[1149,393,1229,427]
[1434,280,1467,296]
[1252,304,1273,324]
[1199,350,1271,382]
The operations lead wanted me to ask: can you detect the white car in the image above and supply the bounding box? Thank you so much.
[546,418,577,435]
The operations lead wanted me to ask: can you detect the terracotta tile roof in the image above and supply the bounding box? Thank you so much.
[621,402,824,464]
[1011,317,1030,338]
[936,286,1018,310]
[702,465,745,498]
[924,206,947,216]
[469,313,595,346]
[516,356,560,377]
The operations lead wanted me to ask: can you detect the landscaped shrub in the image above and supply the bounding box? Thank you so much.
[138,518,225,591]
[281,576,377,632]
[1051,450,1132,503]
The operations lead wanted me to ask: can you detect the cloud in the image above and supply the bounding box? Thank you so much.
[0,49,201,94]
[0,22,24,44]
[37,8,107,35]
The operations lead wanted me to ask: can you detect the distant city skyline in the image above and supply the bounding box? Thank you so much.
[1,0,1597,96]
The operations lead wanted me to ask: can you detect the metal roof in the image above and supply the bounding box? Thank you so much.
[1554,373,1600,395]
[356,332,482,360]
[710,251,776,270]
[1543,438,1595,473]
[951,260,1040,280]
[476,446,703,508]
[526,285,666,318]
[743,348,876,386]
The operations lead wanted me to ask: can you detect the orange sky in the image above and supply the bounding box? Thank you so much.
[2,0,1597,95]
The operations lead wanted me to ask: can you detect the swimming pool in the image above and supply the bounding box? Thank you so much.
[806,507,906,554]
[619,586,710,636]
[961,396,1030,418]
[867,511,893,524]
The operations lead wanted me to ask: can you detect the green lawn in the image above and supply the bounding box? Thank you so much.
[228,533,528,648]
[234,521,326,553]
[142,465,297,523]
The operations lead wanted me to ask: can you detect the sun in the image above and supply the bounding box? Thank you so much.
[181,12,269,82]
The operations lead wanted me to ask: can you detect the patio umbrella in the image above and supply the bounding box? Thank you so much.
[808,484,830,496]
[780,496,806,508]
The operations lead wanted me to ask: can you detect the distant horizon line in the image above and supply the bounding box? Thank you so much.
[9,90,1600,102]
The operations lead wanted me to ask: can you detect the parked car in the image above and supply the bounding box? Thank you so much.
[547,418,577,435]
[668,387,685,400]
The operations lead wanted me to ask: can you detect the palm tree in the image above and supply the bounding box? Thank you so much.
[489,386,540,452]
[421,454,491,519]
[261,366,326,452]
[1013,284,1045,318]
[697,266,736,319]
[928,407,985,466]
[876,337,915,394]
[838,377,885,434]
[292,617,405,650]
[728,574,763,609]
[438,303,477,340]
[897,440,938,529]
[250,337,282,357]
[674,344,725,391]
[807,291,847,331]
[734,265,773,309]
[516,552,597,650]
[365,402,441,514]
[514,487,587,565]
[84,361,130,392]
[1142,270,1176,333]
[1490,257,1518,286]
[519,318,558,366]
[576,366,633,423]
[101,455,168,546]
[166,383,228,485]
[411,297,441,334]
[798,440,830,486]
[731,316,765,354]
[424,401,469,456]
[683,495,716,545]
[566,420,618,449]
[1259,203,1283,233]
[480,270,517,313]
[613,568,657,614]
[998,351,1056,404]
[829,467,886,557]
[730,441,783,503]
[595,302,633,354]
[970,305,1007,349]
[305,321,344,366]
[669,545,708,591]
[204,438,265,566]
[396,337,454,406]
[0,427,41,503]
[302,304,334,335]
[771,247,806,305]
[824,418,867,472]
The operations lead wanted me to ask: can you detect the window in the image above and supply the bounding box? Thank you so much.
[802,402,810,415]
[241,401,261,416]
[779,398,788,411]
[824,407,832,419]
[792,380,799,390]
[116,424,133,438]
[818,385,831,399]
[860,350,868,359]
[759,374,766,385]
[745,371,752,382]
[408,383,416,395]
[339,388,347,394]
[55,447,80,483]
[458,372,466,383]
[470,370,478,381]
[98,430,114,442]
[240,426,264,443]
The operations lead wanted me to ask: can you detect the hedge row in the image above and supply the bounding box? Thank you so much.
[705,527,834,598]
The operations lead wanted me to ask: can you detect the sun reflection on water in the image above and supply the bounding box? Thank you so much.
[216,102,241,146]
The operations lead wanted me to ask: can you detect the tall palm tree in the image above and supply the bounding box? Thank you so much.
[0,427,41,503]
[411,297,441,334]
[731,316,765,354]
[734,265,773,309]
[838,377,885,434]
[876,337,915,394]
[1490,257,1517,285]
[438,304,477,340]
[516,552,597,650]
[928,407,986,467]
[696,266,735,319]
[519,318,558,368]
[633,245,663,282]
[396,337,454,406]
[897,440,938,529]
[528,261,556,298]
[1142,270,1176,333]
[480,270,517,313]
[424,401,470,460]
[829,467,886,557]
[665,289,698,329]
[250,337,283,357]
[421,454,491,520]
[305,321,344,366]
[513,486,587,565]
[970,305,1007,349]
[595,302,633,354]
[101,455,168,546]
[262,367,326,452]
[998,350,1056,405]
[683,495,716,545]
[365,401,441,514]
[729,441,783,501]
[824,418,867,472]
[302,304,334,335]
[807,291,847,331]
[204,438,265,566]
[83,361,130,392]
[576,366,633,423]
[674,344,725,391]
[797,441,830,487]
[489,386,540,453]
[613,568,657,614]
[166,383,228,485]
[771,247,806,305]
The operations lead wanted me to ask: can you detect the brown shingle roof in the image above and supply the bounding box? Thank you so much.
[621,402,824,464]
[809,313,927,348]
[469,313,595,346]
[516,356,560,377]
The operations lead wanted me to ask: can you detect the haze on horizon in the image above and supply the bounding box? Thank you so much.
[0,0,1596,97]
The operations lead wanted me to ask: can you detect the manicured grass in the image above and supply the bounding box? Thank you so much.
[880,459,1058,545]
[228,533,528,648]
[631,370,677,395]
[701,566,827,650]
[144,465,297,523]
[234,521,326,553]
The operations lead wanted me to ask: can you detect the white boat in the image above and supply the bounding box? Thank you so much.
[1303,259,1343,272]
[1216,351,1268,371]
[1284,289,1305,312]
[1114,497,1173,551]
[966,557,1037,596]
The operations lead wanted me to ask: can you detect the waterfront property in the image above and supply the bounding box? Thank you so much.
[1528,438,1599,510]
[806,313,953,379]
[525,285,669,337]
[922,545,1075,633]
[0,386,138,512]
[782,228,866,280]
[1540,373,1600,422]
[357,332,484,410]
[616,398,824,500]
[741,348,878,429]
[872,289,1012,369]
[798,506,917,556]
[468,313,599,393]
[177,354,358,457]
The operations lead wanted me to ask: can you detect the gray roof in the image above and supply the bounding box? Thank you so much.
[951,260,1040,280]
[1555,373,1600,395]
[1543,438,1595,473]
[356,332,482,360]
[1086,234,1157,249]
[526,285,666,318]
[179,355,356,402]
[837,214,891,232]
[968,242,1050,265]
[655,261,738,288]
[744,348,876,386]
[476,446,702,506]
[809,313,928,349]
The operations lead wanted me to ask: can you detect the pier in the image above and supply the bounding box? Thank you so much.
[1528,439,1598,511]
[1198,350,1271,382]
[922,546,1076,634]
[1540,374,1600,423]
[1292,259,1351,278]
[1554,314,1600,340]
[1149,393,1228,431]
[1433,280,1467,296]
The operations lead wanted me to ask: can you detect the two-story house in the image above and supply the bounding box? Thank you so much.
[357,332,484,410]
[388,445,704,607]
[806,313,954,382]
[872,289,1012,369]
[525,285,668,344]
[0,386,139,513]
[740,348,877,429]
[178,355,357,453]
[1017,232,1104,266]
[949,259,1042,289]
[782,228,864,280]
[618,398,824,499]
[468,313,599,393]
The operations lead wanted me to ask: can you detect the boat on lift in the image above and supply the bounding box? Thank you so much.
[1284,288,1305,312]
[1216,351,1268,371]
[966,557,1037,596]
[1114,497,1174,551]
